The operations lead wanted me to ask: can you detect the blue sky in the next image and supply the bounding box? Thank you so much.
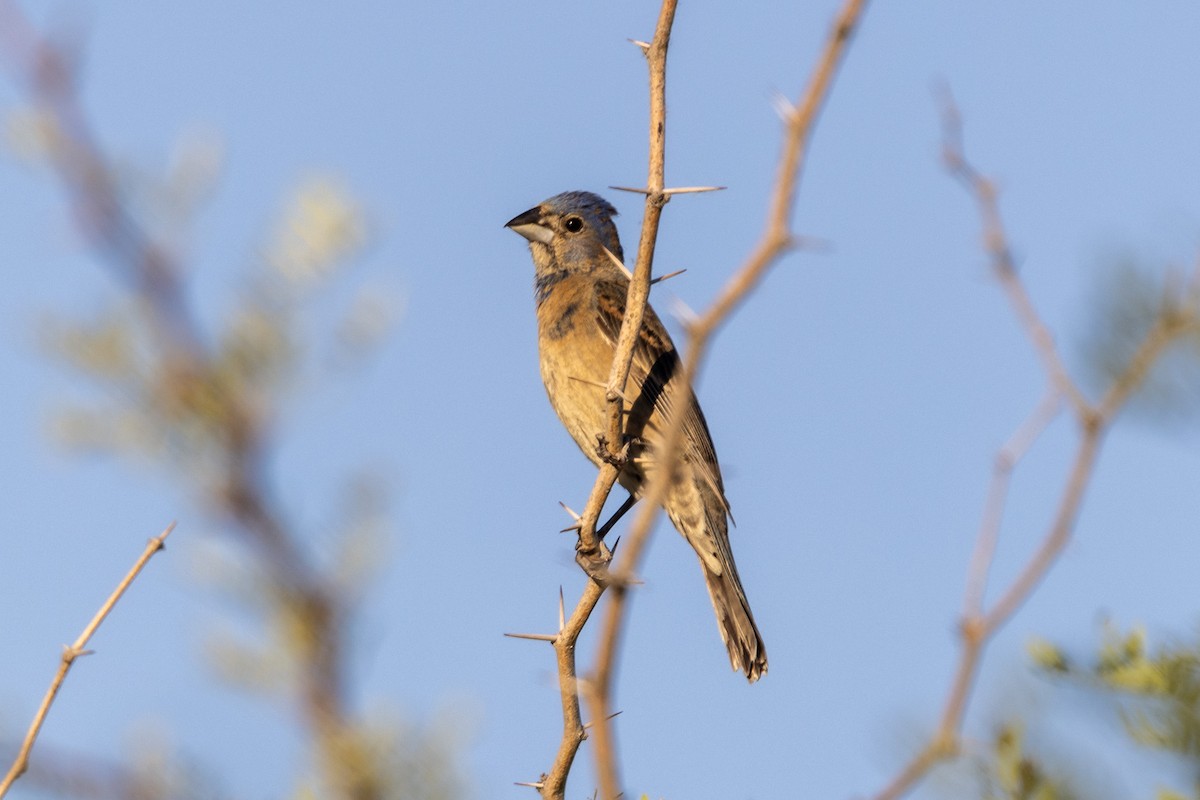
[2,2,1200,798]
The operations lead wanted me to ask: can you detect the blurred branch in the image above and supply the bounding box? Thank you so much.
[868,93,1200,800]
[962,390,1061,616]
[0,6,394,799]
[1,739,231,800]
[0,523,174,799]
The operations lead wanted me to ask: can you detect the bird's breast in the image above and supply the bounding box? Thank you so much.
[537,300,615,467]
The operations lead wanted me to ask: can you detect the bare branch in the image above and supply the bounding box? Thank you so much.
[869,96,1200,800]
[0,523,175,798]
[938,90,1092,422]
[962,390,1062,616]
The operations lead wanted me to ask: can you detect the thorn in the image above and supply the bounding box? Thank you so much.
[154,520,178,549]
[567,374,609,391]
[671,297,699,329]
[584,710,624,730]
[611,536,621,555]
[504,632,558,642]
[771,90,796,121]
[662,185,726,196]
[558,587,566,631]
[610,184,725,198]
[514,780,545,789]
[601,244,633,280]
[628,38,650,51]
[650,268,686,286]
[568,374,628,402]
[790,234,835,253]
[559,501,583,531]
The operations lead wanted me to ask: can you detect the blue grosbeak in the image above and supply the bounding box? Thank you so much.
[506,191,767,682]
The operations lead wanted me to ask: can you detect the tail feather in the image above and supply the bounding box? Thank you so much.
[703,562,768,682]
[666,476,768,682]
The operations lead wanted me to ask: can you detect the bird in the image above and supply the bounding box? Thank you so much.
[505,190,767,682]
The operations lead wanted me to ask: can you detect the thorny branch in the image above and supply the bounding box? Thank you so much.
[868,94,1200,800]
[0,523,174,799]
[523,6,679,798]
[514,1,871,799]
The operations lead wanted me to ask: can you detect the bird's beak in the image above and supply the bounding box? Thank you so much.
[505,206,554,244]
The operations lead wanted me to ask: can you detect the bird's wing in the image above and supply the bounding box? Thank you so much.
[593,279,731,516]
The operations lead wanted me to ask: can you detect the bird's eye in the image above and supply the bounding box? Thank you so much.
[564,216,584,233]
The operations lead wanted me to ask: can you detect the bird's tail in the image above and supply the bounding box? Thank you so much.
[662,469,767,681]
[702,557,768,682]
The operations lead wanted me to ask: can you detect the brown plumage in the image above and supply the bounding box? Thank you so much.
[506,191,767,682]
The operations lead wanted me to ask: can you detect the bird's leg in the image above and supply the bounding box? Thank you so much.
[596,492,639,542]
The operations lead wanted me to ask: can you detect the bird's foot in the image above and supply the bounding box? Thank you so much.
[594,434,630,468]
[574,538,613,585]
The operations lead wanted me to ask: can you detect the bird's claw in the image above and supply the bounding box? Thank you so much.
[594,434,629,468]
[575,539,613,585]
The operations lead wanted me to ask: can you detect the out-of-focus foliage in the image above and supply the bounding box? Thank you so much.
[199,474,390,692]
[289,716,466,800]
[1080,260,1200,423]
[1030,624,1200,800]
[40,171,386,473]
[1037,625,1200,760]
[13,728,233,800]
[4,37,451,795]
[975,723,1078,800]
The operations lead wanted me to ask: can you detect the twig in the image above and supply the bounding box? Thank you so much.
[537,580,605,800]
[583,1,679,795]
[0,522,175,798]
[533,3,684,795]
[962,389,1062,616]
[938,89,1090,422]
[868,94,1200,800]
[572,0,679,568]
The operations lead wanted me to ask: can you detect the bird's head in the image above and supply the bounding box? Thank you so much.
[505,191,625,273]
